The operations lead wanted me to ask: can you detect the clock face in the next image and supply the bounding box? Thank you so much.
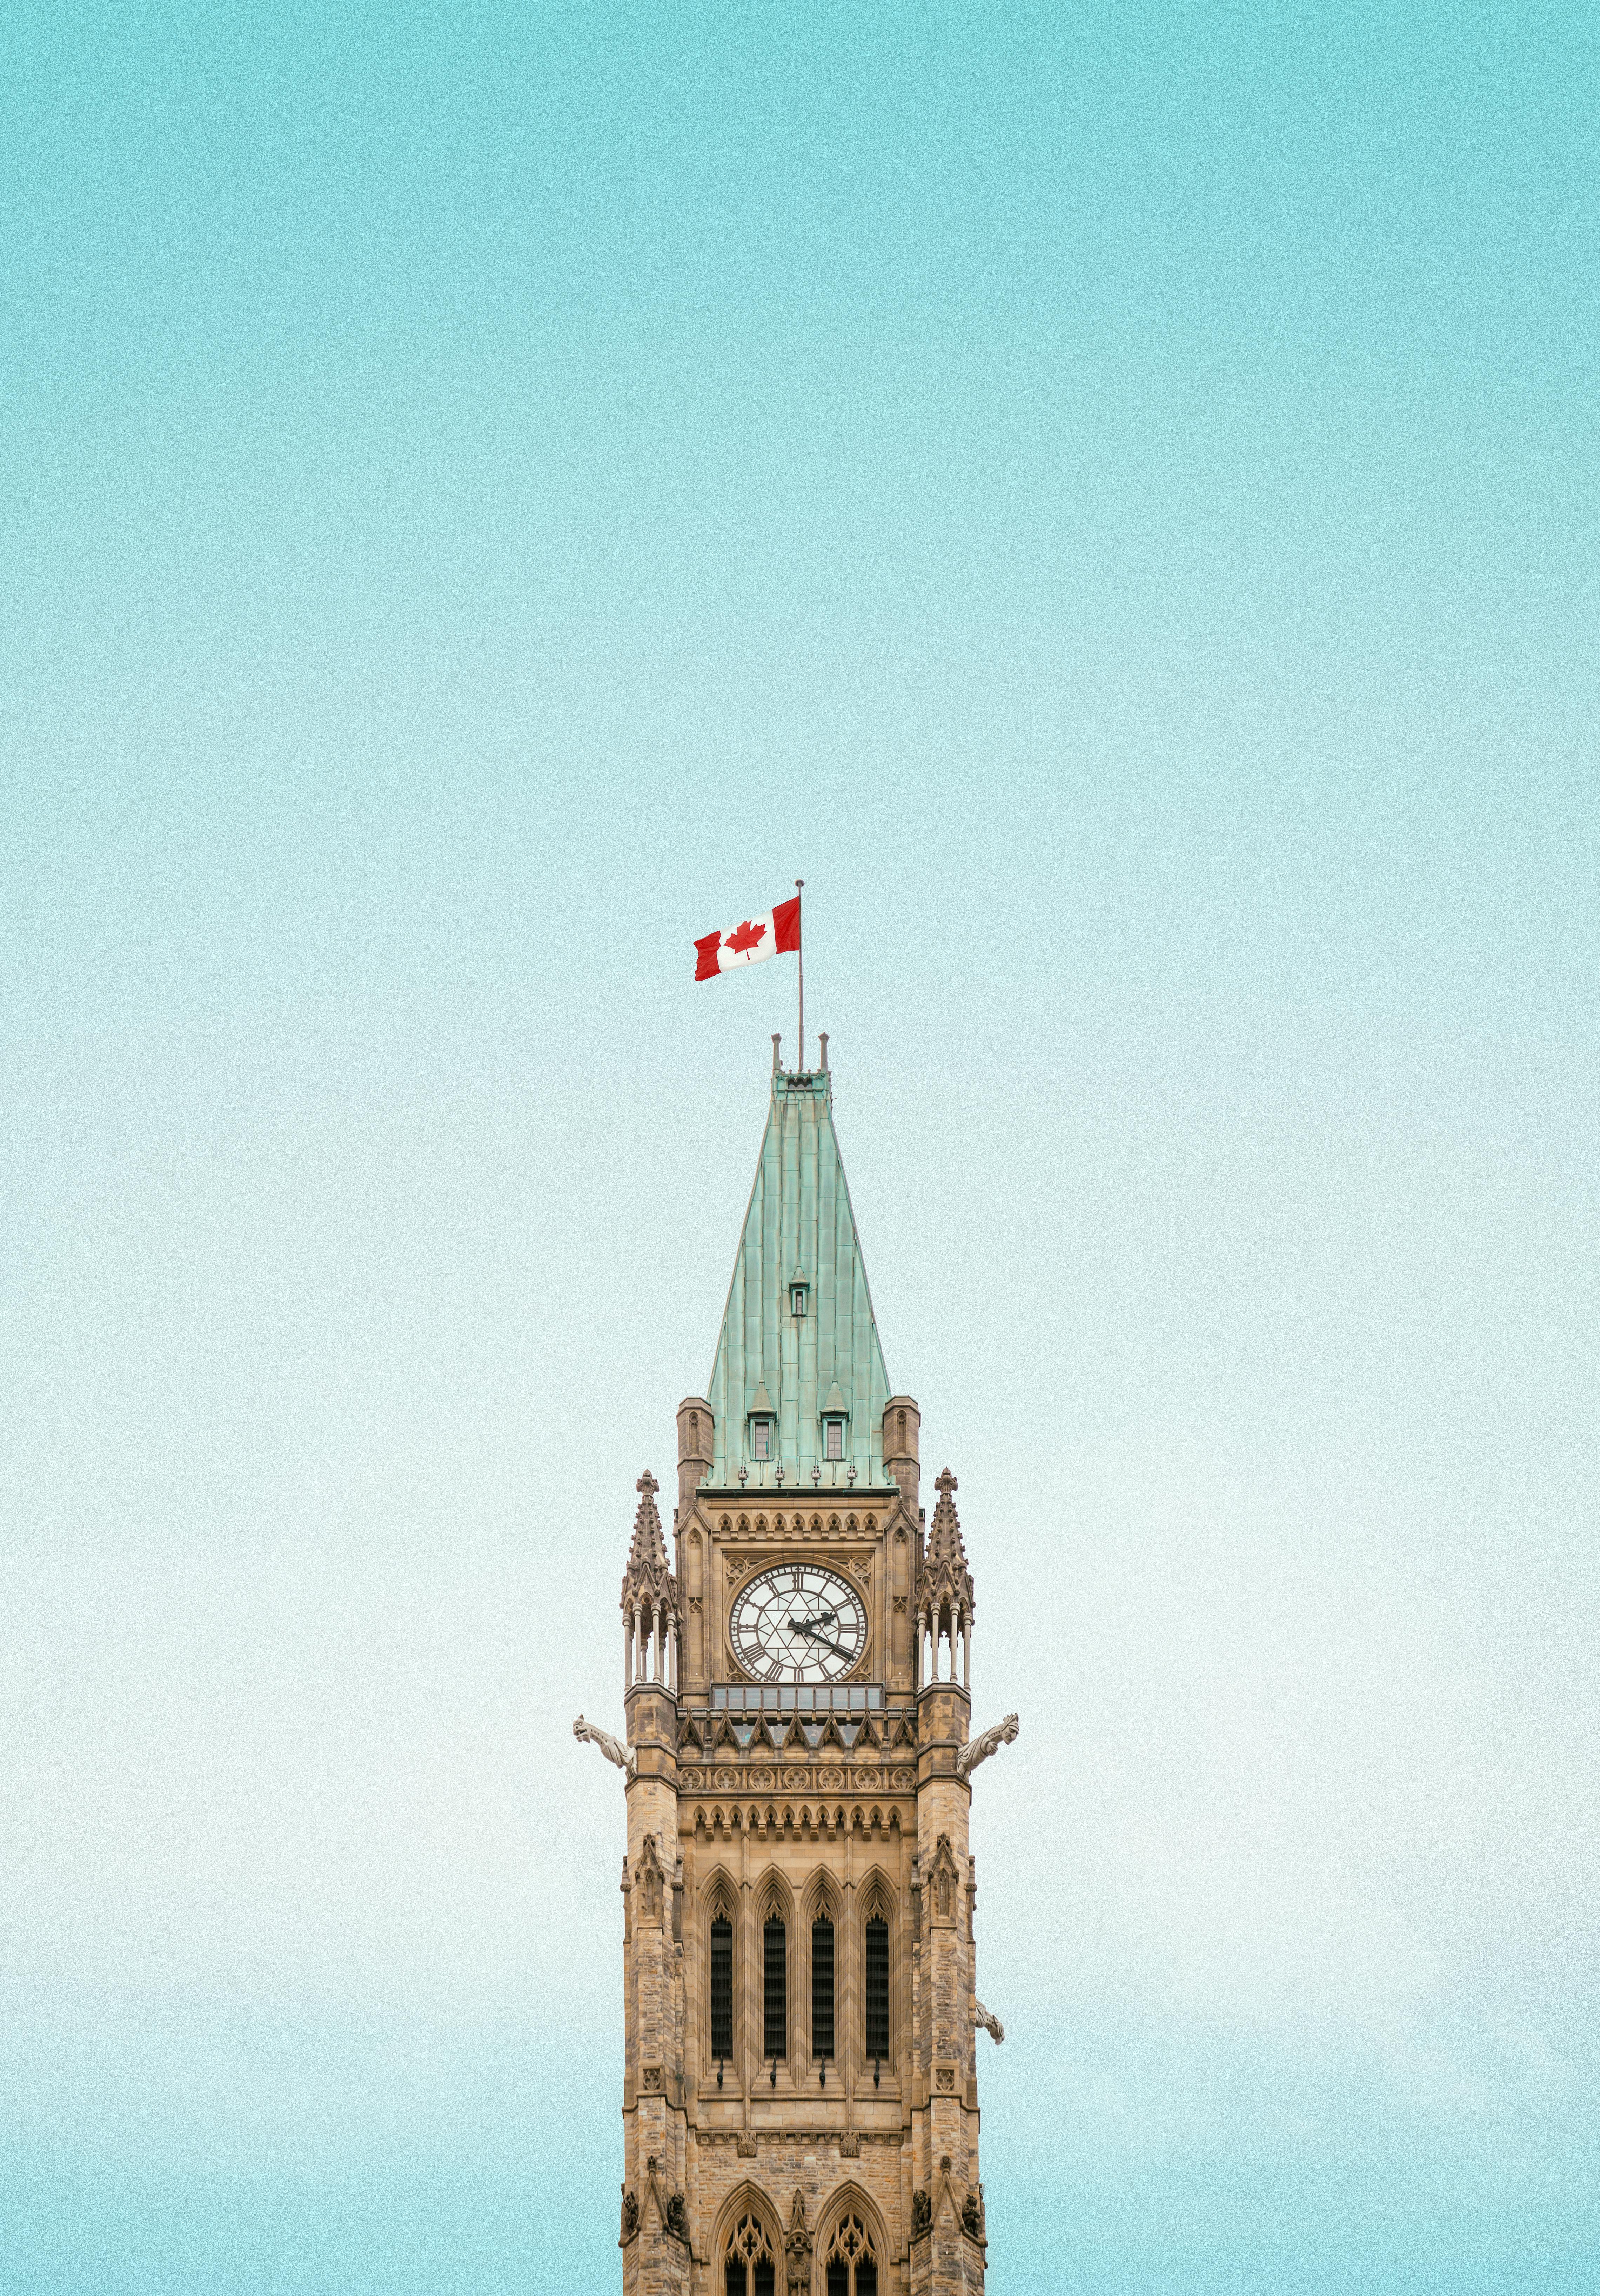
[729,1564,868,1684]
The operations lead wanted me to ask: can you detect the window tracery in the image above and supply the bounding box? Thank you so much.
[725,2210,776,2296]
[824,2211,877,2296]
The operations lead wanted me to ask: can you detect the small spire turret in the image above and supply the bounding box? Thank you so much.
[621,1469,680,1693]
[919,1468,976,1689]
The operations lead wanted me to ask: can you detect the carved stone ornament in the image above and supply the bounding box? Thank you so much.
[930,1831,961,1922]
[962,2189,986,2243]
[974,1998,1005,2044]
[641,2065,663,2093]
[574,1713,637,1780]
[635,1832,665,1923]
[619,2189,640,2246]
[664,2191,690,2244]
[955,1711,1019,1781]
[910,2190,932,2241]
[936,2064,956,2092]
[784,2190,812,2295]
[838,2130,859,2157]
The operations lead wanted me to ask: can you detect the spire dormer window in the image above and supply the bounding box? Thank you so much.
[747,1381,776,1465]
[790,1280,809,1317]
[820,1379,849,1464]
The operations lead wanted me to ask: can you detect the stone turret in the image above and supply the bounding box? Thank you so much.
[675,1397,713,1511]
[622,1469,688,2296]
[883,1392,921,1516]
[913,1469,983,2294]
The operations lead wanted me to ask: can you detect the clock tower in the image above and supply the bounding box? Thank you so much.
[578,1049,1017,2296]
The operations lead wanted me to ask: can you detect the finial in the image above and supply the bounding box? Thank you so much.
[637,1470,659,1497]
[738,1464,748,1485]
[775,1464,785,1483]
[771,1032,782,1074]
[811,1462,821,1484]
[935,1468,958,1498]
[818,1031,828,1071]
[848,1465,856,1484]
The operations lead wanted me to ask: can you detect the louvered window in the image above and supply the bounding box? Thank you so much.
[710,1918,733,2061]
[811,1918,835,2059]
[864,1917,889,2059]
[763,1918,786,2059]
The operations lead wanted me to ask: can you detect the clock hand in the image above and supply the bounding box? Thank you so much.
[792,1621,858,1663]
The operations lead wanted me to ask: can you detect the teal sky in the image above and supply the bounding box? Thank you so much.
[2,6,1596,2292]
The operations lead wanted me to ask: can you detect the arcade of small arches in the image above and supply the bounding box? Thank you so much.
[717,1512,878,1540]
[626,1586,681,1693]
[916,1591,972,1689]
[691,1803,904,1842]
[681,1709,918,1758]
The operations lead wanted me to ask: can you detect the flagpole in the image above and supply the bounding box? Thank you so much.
[795,878,804,1072]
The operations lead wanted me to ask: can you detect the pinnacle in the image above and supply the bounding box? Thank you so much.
[924,1463,974,1613]
[623,1466,672,1590]
[926,1467,967,1568]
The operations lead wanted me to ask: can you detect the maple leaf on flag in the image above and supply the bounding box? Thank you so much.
[725,919,768,956]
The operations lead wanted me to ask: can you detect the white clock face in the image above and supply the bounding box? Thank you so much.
[729,1564,868,1684]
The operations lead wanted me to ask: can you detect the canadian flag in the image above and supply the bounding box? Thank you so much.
[694,893,801,980]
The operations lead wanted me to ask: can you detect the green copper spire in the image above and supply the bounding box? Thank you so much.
[706,1065,892,1489]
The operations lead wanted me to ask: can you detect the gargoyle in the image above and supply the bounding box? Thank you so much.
[973,1998,1005,2044]
[574,1713,636,1779]
[955,1711,1019,1780]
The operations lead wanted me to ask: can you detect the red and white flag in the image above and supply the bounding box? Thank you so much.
[694,893,801,981]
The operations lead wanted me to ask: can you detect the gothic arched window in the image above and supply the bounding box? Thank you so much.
[725,2211,776,2296]
[710,1915,733,2063]
[825,2211,877,2296]
[864,1916,889,2061]
[763,1917,786,2059]
[811,1916,835,2060]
